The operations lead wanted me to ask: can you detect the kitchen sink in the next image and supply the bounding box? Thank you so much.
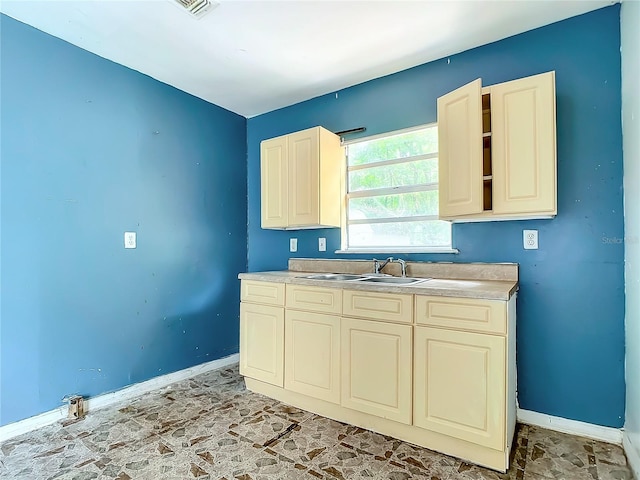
[359,276,430,285]
[301,273,431,285]
[303,273,367,281]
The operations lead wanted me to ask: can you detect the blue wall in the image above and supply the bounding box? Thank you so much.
[0,15,247,426]
[247,6,625,427]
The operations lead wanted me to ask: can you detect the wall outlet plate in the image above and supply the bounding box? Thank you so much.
[125,232,137,249]
[290,238,298,252]
[523,230,538,249]
[318,237,326,252]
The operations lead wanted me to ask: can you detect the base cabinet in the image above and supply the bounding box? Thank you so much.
[240,280,516,472]
[413,326,505,450]
[341,317,413,424]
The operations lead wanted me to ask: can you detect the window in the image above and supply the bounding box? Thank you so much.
[342,124,452,252]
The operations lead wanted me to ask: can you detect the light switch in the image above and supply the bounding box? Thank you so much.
[523,230,538,250]
[318,237,326,252]
[125,232,137,249]
[290,238,298,252]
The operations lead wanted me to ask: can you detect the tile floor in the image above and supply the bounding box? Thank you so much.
[0,364,633,480]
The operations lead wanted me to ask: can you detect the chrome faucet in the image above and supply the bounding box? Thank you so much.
[373,257,393,274]
[392,258,407,277]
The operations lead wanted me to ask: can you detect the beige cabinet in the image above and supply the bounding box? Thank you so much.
[239,278,517,472]
[413,293,515,464]
[284,285,342,404]
[239,302,284,387]
[413,326,506,450]
[438,71,556,221]
[240,281,285,386]
[260,126,343,229]
[285,309,341,404]
[341,317,413,424]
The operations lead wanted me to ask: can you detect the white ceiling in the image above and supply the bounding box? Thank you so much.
[0,0,615,117]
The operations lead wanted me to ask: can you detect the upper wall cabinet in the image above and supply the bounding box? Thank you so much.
[261,126,343,229]
[438,72,557,221]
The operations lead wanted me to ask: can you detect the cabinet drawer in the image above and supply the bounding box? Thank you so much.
[415,296,507,334]
[343,290,413,324]
[286,285,342,314]
[241,280,285,306]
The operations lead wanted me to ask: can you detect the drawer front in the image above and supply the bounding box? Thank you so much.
[343,290,413,324]
[286,285,342,314]
[241,280,285,306]
[415,296,507,334]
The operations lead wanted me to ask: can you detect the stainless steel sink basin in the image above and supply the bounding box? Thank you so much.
[300,273,430,285]
[359,277,430,285]
[303,273,366,281]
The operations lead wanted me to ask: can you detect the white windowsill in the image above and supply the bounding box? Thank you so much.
[335,247,459,254]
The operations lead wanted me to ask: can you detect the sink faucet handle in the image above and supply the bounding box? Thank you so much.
[373,257,393,274]
[393,258,407,277]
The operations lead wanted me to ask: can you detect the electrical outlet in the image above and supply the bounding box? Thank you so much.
[124,232,137,249]
[290,238,298,252]
[318,237,326,252]
[523,230,538,250]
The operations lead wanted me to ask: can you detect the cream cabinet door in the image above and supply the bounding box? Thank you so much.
[285,310,340,404]
[341,317,412,424]
[240,302,284,387]
[414,326,505,450]
[490,71,556,215]
[260,136,288,228]
[288,128,319,226]
[438,79,484,218]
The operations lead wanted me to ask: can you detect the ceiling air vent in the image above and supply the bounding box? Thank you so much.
[172,0,219,18]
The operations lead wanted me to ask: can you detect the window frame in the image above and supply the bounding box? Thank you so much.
[338,124,458,254]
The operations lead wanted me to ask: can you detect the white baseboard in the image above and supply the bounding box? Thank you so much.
[517,408,623,444]
[624,433,640,480]
[0,353,239,443]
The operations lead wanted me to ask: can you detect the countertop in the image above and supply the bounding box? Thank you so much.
[238,270,518,301]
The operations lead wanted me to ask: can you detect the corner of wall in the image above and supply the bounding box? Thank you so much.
[621,0,640,476]
[624,432,640,480]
